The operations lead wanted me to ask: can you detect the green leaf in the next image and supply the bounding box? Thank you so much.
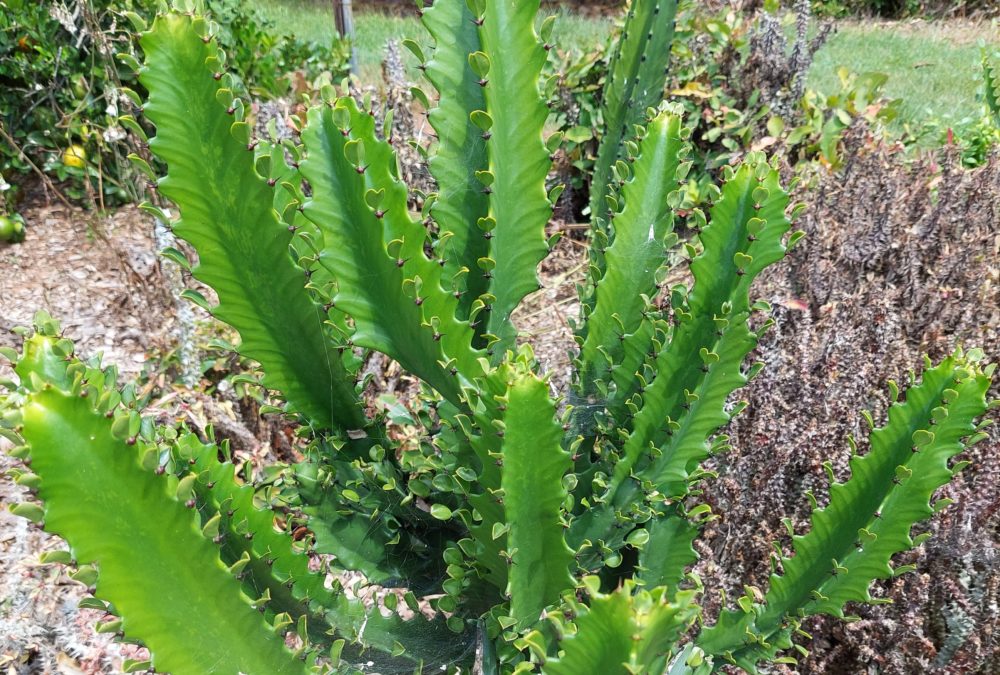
[295,458,443,588]
[500,366,575,629]
[10,502,44,523]
[448,391,514,590]
[475,0,553,357]
[13,331,469,671]
[431,503,454,520]
[544,581,698,675]
[139,13,364,431]
[171,434,344,641]
[17,341,305,674]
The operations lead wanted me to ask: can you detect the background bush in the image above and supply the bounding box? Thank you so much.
[0,0,347,212]
[814,0,999,17]
[0,0,151,208]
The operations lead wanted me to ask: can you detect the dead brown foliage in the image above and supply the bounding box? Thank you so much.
[698,126,1000,673]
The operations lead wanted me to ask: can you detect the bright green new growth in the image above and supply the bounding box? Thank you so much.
[545,579,701,675]
[984,48,1000,125]
[11,334,307,675]
[588,0,679,279]
[1,2,995,674]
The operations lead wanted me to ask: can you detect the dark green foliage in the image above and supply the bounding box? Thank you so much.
[545,43,607,220]
[0,0,151,206]
[204,0,349,99]
[0,0,345,208]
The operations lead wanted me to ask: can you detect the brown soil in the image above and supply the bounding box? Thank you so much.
[0,194,177,374]
[512,228,588,399]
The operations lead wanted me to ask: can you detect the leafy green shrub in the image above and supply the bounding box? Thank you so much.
[546,43,607,219]
[0,0,346,210]
[204,0,349,99]
[0,0,151,207]
[546,1,897,217]
[1,2,994,674]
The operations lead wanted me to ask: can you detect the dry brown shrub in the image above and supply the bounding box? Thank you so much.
[696,126,1000,673]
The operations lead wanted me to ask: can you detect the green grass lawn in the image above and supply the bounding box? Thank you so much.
[249,1,996,126]
[809,21,996,126]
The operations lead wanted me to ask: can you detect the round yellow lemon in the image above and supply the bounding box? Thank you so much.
[62,144,87,168]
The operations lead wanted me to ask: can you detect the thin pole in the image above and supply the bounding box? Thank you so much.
[333,0,358,76]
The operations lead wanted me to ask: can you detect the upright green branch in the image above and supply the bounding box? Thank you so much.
[299,96,483,404]
[589,0,678,275]
[469,0,554,357]
[500,364,575,628]
[575,109,685,410]
[419,0,491,328]
[140,13,364,432]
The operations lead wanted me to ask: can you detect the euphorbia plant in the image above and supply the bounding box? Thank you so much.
[1,1,994,673]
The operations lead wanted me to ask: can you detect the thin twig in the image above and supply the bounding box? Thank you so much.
[0,122,74,210]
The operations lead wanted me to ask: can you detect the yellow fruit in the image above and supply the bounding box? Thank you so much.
[62,144,87,168]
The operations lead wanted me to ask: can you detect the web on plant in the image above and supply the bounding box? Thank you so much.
[332,539,478,673]
[342,612,480,675]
